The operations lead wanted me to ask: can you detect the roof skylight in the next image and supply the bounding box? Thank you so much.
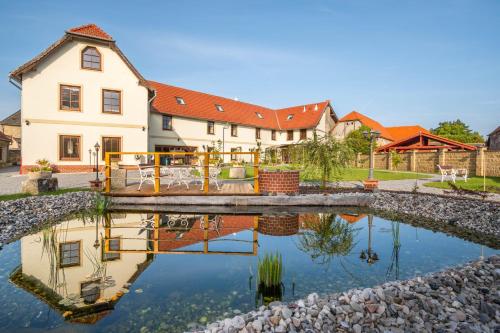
[175,97,186,105]
[215,104,224,112]
[287,114,294,120]
[255,112,264,119]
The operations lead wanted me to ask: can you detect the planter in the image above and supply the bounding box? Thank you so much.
[89,180,104,191]
[28,171,52,180]
[259,169,300,195]
[363,179,379,191]
[229,166,246,179]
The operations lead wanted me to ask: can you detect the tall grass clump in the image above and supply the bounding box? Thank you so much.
[257,252,283,288]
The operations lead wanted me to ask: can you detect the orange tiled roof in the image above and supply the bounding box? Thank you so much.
[338,111,394,140]
[386,125,429,141]
[67,24,113,41]
[149,80,332,130]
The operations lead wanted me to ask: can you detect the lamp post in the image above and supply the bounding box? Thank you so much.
[362,130,380,190]
[359,214,379,265]
[94,142,100,181]
[88,149,92,167]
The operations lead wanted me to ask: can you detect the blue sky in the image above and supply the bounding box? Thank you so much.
[1,0,498,136]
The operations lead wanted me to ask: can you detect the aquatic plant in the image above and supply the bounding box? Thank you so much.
[386,221,401,280]
[78,193,110,225]
[257,252,283,288]
[298,214,358,265]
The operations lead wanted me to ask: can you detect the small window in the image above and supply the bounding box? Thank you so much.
[81,279,101,304]
[175,97,186,105]
[231,124,238,137]
[300,129,307,140]
[207,121,215,135]
[230,147,241,161]
[162,115,172,130]
[255,112,263,119]
[102,136,121,161]
[102,238,120,261]
[59,135,81,161]
[215,104,224,112]
[60,241,81,267]
[255,128,261,139]
[287,114,294,120]
[60,85,81,111]
[81,46,101,70]
[271,130,276,141]
[287,130,294,141]
[102,89,121,114]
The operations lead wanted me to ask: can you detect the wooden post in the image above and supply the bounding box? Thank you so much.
[104,213,111,253]
[154,153,160,193]
[153,213,159,252]
[254,151,260,194]
[475,147,485,176]
[203,215,209,253]
[203,152,209,193]
[105,153,111,193]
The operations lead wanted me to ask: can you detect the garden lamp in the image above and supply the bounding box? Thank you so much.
[94,142,100,182]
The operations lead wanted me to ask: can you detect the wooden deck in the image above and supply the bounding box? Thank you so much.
[107,181,256,197]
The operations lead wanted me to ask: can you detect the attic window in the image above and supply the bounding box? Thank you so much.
[215,104,224,112]
[287,114,294,120]
[255,112,264,119]
[81,46,101,70]
[175,97,186,105]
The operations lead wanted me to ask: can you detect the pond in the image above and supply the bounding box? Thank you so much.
[0,208,497,333]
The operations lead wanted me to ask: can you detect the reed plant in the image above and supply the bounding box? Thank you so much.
[257,252,283,288]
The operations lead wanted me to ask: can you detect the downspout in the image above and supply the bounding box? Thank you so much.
[147,89,157,153]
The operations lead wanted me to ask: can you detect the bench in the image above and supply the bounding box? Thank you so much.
[437,165,468,183]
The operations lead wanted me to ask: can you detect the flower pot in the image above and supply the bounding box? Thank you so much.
[28,171,52,180]
[363,179,379,191]
[229,166,246,179]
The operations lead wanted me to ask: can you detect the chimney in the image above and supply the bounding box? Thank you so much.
[314,104,318,111]
[303,106,306,112]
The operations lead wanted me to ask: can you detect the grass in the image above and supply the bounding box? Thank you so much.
[0,188,90,202]
[423,176,500,193]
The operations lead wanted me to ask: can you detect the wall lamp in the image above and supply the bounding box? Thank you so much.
[25,120,30,126]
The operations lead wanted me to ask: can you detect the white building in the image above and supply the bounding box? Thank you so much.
[10,24,338,173]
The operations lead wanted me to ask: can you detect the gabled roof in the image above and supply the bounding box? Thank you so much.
[10,24,149,88]
[338,111,394,140]
[386,125,429,141]
[149,80,333,130]
[67,24,113,41]
[488,126,500,137]
[0,110,21,126]
[376,131,477,152]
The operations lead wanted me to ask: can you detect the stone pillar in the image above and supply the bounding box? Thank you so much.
[438,149,447,166]
[475,147,485,176]
[410,150,417,172]
[387,152,392,171]
[356,153,361,168]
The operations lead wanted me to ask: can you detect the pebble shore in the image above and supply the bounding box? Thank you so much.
[0,191,95,244]
[201,255,499,333]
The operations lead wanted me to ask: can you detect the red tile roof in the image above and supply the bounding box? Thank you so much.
[149,80,332,130]
[67,24,113,41]
[386,125,429,141]
[338,111,394,140]
[376,131,477,152]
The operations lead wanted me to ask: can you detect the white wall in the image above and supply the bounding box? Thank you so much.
[21,39,149,166]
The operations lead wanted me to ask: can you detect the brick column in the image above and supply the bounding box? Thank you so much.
[409,150,417,172]
[438,148,447,166]
[475,147,485,176]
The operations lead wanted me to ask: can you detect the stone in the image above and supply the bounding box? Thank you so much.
[307,293,318,305]
[281,307,292,320]
[231,316,245,329]
[353,324,362,333]
[21,178,59,195]
[251,319,263,331]
[350,301,364,312]
[292,317,301,327]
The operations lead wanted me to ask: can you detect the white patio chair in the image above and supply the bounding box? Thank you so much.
[195,165,222,190]
[137,164,155,191]
[437,165,455,183]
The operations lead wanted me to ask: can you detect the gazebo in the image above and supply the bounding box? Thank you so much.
[376,132,477,152]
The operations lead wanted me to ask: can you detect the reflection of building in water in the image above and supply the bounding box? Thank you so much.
[10,214,152,323]
[104,213,258,256]
[339,213,366,224]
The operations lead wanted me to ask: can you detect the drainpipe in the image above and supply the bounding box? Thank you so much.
[147,89,157,154]
[9,77,22,173]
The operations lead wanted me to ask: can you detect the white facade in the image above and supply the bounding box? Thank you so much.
[19,39,149,169]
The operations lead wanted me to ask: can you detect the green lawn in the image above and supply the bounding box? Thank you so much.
[0,188,90,202]
[424,176,500,193]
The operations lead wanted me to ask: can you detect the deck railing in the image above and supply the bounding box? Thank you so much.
[104,151,260,194]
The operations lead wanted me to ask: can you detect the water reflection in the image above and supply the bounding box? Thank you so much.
[5,210,494,332]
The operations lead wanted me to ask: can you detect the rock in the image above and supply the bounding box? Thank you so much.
[292,317,301,327]
[307,293,319,305]
[281,307,292,320]
[231,316,245,329]
[353,324,362,333]
[251,319,263,331]
[350,301,364,312]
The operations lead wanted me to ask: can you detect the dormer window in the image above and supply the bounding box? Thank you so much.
[287,114,294,120]
[255,112,264,119]
[215,104,224,112]
[81,46,101,70]
[175,97,186,105]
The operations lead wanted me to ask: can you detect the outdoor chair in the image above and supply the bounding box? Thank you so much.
[137,164,155,191]
[195,165,222,190]
[437,165,468,183]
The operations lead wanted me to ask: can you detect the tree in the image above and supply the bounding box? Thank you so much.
[299,132,354,189]
[345,125,375,154]
[431,120,484,143]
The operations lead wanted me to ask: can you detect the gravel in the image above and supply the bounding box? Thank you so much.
[0,191,95,244]
[199,255,499,333]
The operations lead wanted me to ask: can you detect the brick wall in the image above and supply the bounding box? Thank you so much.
[20,164,102,174]
[356,149,500,177]
[258,214,299,236]
[259,170,300,195]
